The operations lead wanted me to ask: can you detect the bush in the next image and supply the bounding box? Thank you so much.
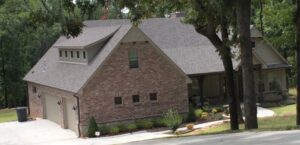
[126,124,137,132]
[152,118,166,127]
[109,125,120,134]
[136,119,153,129]
[186,105,196,122]
[98,125,109,135]
[87,117,99,138]
[117,124,127,132]
[163,109,183,132]
[194,109,203,119]
[200,112,209,120]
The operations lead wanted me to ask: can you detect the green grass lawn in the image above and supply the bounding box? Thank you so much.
[186,104,298,136]
[0,108,17,123]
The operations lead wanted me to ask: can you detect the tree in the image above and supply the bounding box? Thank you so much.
[117,0,242,130]
[296,0,300,126]
[237,0,258,129]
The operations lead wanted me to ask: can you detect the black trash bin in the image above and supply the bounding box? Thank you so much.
[16,107,27,122]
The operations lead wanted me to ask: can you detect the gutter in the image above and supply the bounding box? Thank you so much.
[73,94,82,137]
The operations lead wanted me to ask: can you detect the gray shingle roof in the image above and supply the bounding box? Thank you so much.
[54,25,120,49]
[23,18,287,93]
[24,24,131,93]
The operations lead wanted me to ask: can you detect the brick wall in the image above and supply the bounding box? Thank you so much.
[79,42,189,128]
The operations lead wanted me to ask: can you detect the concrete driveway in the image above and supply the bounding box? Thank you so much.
[0,118,171,145]
[124,130,300,145]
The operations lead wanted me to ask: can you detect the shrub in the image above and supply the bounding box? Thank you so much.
[87,117,99,138]
[117,124,127,132]
[186,123,194,130]
[152,118,166,127]
[194,109,203,119]
[203,106,212,112]
[200,112,209,120]
[136,119,153,129]
[212,108,218,114]
[186,105,196,122]
[126,124,137,132]
[163,109,183,132]
[109,125,120,134]
[98,125,109,135]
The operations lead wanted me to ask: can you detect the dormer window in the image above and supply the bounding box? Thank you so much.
[65,51,68,57]
[83,51,86,59]
[77,51,80,58]
[59,49,88,64]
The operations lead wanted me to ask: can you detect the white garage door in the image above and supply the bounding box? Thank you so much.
[44,94,61,124]
[65,99,78,133]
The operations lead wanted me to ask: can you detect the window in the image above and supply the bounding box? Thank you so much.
[83,51,86,59]
[128,48,139,68]
[114,97,122,105]
[132,95,140,103]
[32,86,37,93]
[59,50,62,57]
[77,51,80,58]
[65,51,68,57]
[150,93,157,101]
[251,41,255,48]
[71,51,74,58]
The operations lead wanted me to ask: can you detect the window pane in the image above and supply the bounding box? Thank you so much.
[71,51,74,58]
[132,95,140,103]
[65,51,68,57]
[114,97,122,105]
[59,50,62,57]
[150,93,157,101]
[77,51,80,58]
[83,51,86,59]
[129,48,138,68]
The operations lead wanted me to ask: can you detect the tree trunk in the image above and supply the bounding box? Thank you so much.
[205,32,239,130]
[237,0,258,129]
[0,38,7,108]
[296,0,300,126]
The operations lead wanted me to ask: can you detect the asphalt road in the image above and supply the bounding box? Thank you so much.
[123,130,300,145]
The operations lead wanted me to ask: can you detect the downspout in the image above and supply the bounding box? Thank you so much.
[73,94,81,137]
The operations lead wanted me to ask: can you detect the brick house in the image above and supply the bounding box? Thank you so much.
[24,18,289,136]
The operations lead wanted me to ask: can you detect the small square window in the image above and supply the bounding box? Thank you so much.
[71,51,74,58]
[150,93,157,101]
[65,51,68,57]
[32,86,37,93]
[114,97,122,105]
[132,95,140,103]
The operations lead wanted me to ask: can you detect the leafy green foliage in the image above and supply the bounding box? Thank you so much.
[98,125,110,135]
[163,109,183,132]
[194,109,203,119]
[152,117,166,127]
[108,125,120,134]
[87,117,99,137]
[126,124,137,132]
[136,119,153,129]
[186,105,196,122]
